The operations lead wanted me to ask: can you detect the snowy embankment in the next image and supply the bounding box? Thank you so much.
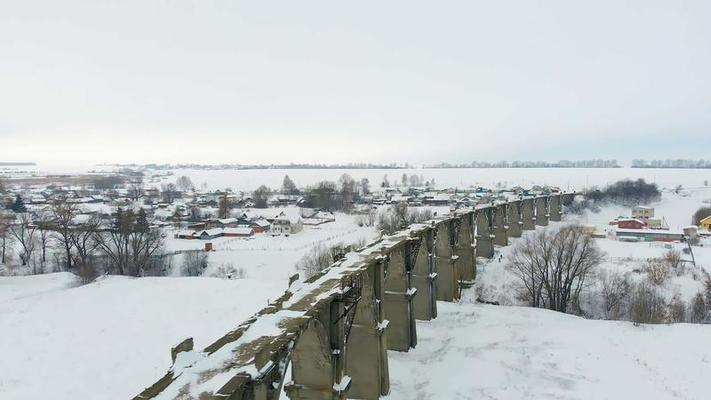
[387,302,711,400]
[0,274,284,400]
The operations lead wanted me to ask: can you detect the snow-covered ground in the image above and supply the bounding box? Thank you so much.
[165,210,379,281]
[0,274,285,400]
[572,187,711,232]
[387,302,711,400]
[152,167,711,193]
[7,164,711,193]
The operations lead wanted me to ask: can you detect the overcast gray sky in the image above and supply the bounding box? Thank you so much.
[1,0,709,165]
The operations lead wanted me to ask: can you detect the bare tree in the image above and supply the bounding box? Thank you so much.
[281,175,298,195]
[359,178,370,196]
[218,193,232,219]
[339,174,355,211]
[128,179,144,202]
[507,225,604,314]
[70,215,101,282]
[0,214,14,265]
[95,208,163,277]
[34,210,55,273]
[176,176,194,191]
[668,295,687,323]
[51,199,78,271]
[161,183,179,203]
[9,213,37,270]
[129,209,164,276]
[630,283,667,324]
[690,292,707,323]
[599,270,630,319]
[94,208,134,275]
[252,185,271,208]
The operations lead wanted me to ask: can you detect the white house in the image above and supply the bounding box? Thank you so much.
[271,211,303,235]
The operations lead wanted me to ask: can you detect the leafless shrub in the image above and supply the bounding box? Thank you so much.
[182,250,209,277]
[377,203,434,234]
[644,258,669,286]
[668,294,687,323]
[662,249,682,270]
[630,283,667,324]
[600,270,631,320]
[211,262,247,279]
[690,292,707,323]
[295,243,335,279]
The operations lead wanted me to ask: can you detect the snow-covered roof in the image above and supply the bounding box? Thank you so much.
[223,227,253,235]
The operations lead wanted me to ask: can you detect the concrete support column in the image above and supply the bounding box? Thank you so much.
[521,198,536,230]
[535,197,549,226]
[434,220,460,302]
[410,229,437,320]
[493,204,508,246]
[287,302,346,400]
[382,247,417,352]
[346,262,389,399]
[507,200,522,238]
[456,212,476,284]
[549,194,562,222]
[475,209,494,258]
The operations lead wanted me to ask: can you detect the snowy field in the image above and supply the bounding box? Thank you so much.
[386,302,711,400]
[0,274,284,400]
[165,211,379,281]
[150,167,711,193]
[5,164,711,193]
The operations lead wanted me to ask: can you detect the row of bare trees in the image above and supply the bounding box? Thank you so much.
[506,226,711,324]
[1,197,164,281]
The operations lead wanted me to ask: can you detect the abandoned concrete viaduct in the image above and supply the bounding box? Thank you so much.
[135,193,574,400]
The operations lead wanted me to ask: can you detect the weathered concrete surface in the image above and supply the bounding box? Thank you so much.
[434,219,460,302]
[286,301,343,400]
[493,204,508,247]
[535,197,549,226]
[549,194,562,222]
[475,209,494,258]
[521,198,536,230]
[410,228,437,321]
[507,200,522,238]
[455,211,476,283]
[382,243,416,352]
[346,262,389,399]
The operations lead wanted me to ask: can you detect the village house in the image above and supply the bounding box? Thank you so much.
[700,215,711,231]
[616,218,647,230]
[223,227,254,237]
[271,211,303,235]
[632,206,654,220]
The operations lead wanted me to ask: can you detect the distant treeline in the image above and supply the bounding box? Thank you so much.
[0,162,36,166]
[102,163,407,170]
[586,178,661,206]
[428,160,620,168]
[631,159,711,169]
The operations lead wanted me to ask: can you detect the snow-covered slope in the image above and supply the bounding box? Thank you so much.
[0,274,284,400]
[387,301,711,400]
